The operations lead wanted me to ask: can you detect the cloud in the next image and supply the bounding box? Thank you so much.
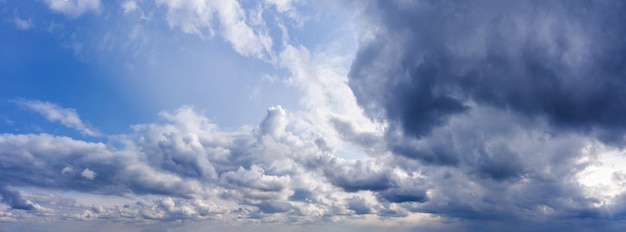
[4,0,626,230]
[1,103,626,230]
[156,0,273,59]
[0,105,392,222]
[346,0,626,226]
[0,186,36,211]
[42,0,101,17]
[260,106,287,138]
[265,0,296,13]
[13,17,33,30]
[81,168,96,180]
[121,1,138,14]
[15,99,100,136]
[349,0,626,143]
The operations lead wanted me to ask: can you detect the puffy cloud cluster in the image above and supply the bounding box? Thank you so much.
[3,101,621,230]
[0,104,431,224]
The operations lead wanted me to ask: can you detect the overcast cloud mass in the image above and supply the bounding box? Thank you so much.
[1,0,626,231]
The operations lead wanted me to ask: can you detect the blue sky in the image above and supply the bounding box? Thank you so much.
[2,0,626,231]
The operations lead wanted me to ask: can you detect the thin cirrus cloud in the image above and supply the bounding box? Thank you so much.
[2,0,626,231]
[14,99,101,136]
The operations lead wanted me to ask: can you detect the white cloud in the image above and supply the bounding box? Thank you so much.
[260,105,287,138]
[576,145,626,206]
[121,1,138,14]
[13,17,33,30]
[15,99,100,136]
[0,105,403,224]
[156,0,273,59]
[265,0,295,13]
[81,168,96,180]
[275,42,384,159]
[42,0,101,17]
[1,103,624,229]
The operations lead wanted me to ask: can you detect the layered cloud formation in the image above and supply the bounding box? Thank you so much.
[0,105,424,223]
[2,0,626,231]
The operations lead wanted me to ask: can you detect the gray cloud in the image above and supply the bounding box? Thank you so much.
[349,0,626,143]
[0,186,35,211]
[347,0,626,228]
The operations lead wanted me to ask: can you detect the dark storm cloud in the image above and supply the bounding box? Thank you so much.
[349,0,626,143]
[377,187,428,203]
[347,0,626,227]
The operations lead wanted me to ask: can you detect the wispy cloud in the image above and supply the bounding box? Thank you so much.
[14,99,100,136]
[156,0,273,59]
[13,17,33,30]
[42,0,100,17]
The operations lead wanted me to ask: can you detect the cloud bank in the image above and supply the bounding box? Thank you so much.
[1,103,625,231]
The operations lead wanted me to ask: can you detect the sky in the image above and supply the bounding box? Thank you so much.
[1,0,626,231]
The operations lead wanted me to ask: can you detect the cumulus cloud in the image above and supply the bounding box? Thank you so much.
[260,106,287,138]
[14,99,100,136]
[81,168,96,180]
[42,0,100,17]
[0,105,403,223]
[1,102,625,230]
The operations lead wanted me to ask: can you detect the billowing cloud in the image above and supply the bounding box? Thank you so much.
[0,105,404,222]
[15,99,100,136]
[1,101,626,230]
